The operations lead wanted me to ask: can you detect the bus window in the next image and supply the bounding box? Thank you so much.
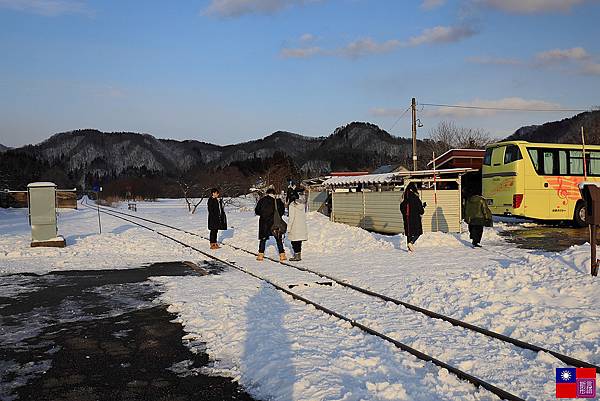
[570,150,584,175]
[504,145,522,164]
[559,150,568,175]
[483,148,492,166]
[528,148,540,173]
[543,151,555,175]
[589,152,600,176]
[491,146,505,166]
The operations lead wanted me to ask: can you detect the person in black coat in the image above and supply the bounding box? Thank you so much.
[285,179,297,206]
[400,183,425,252]
[255,187,286,261]
[207,188,227,249]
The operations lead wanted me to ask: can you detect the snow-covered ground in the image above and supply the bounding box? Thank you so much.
[1,198,599,400]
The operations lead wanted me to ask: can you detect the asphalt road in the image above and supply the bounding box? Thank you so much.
[0,262,256,401]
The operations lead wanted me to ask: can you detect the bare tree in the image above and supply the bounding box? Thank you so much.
[262,161,297,194]
[177,176,245,214]
[177,176,211,214]
[428,121,494,156]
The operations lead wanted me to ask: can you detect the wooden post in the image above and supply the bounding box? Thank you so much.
[582,126,588,180]
[591,224,598,276]
[432,151,439,232]
[96,190,102,234]
[411,97,418,171]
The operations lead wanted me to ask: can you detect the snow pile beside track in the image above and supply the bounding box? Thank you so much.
[155,273,497,401]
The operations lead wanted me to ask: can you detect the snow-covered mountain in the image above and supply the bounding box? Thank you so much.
[6,122,417,180]
[0,144,9,153]
[506,110,600,143]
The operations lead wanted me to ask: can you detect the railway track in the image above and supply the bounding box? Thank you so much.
[83,200,599,400]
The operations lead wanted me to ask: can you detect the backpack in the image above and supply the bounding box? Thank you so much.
[271,198,287,236]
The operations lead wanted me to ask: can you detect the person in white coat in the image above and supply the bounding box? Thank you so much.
[287,188,308,261]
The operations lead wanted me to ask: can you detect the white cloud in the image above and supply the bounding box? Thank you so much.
[536,47,589,63]
[466,55,522,65]
[281,38,402,59]
[0,0,89,16]
[299,33,315,43]
[203,0,321,17]
[582,62,600,75]
[423,97,564,117]
[407,25,477,46]
[337,38,402,58]
[281,24,477,60]
[477,0,588,14]
[421,0,446,10]
[280,46,322,58]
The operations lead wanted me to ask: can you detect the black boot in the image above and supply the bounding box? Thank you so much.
[289,252,302,261]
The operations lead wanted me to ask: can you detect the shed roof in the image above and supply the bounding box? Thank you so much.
[323,173,397,186]
[322,168,475,186]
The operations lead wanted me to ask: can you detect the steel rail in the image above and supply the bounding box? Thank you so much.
[85,203,525,401]
[84,201,600,371]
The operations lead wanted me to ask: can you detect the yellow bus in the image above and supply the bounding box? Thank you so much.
[482,140,600,226]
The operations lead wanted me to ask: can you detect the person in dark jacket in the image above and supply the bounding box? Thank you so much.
[285,179,297,206]
[400,183,426,252]
[255,187,287,261]
[207,188,227,250]
[464,193,493,248]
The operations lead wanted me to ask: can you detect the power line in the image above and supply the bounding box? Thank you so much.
[388,106,411,132]
[419,102,590,113]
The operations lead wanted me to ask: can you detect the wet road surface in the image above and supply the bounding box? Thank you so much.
[499,224,592,252]
[0,262,256,401]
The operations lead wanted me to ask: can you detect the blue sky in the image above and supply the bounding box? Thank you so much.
[1,0,599,147]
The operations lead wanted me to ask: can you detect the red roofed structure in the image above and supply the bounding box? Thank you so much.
[427,149,486,170]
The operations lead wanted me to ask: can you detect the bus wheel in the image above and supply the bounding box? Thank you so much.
[574,201,587,227]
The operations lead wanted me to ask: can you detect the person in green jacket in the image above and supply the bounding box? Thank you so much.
[464,194,493,248]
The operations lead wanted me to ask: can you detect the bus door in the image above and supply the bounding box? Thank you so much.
[524,148,554,219]
[489,146,517,212]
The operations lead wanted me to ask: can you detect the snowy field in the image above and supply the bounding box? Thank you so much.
[1,198,599,400]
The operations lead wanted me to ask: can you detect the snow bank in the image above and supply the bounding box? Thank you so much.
[0,206,202,275]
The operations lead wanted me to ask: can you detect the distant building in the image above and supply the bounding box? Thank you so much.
[427,149,486,198]
[371,164,410,174]
[427,149,485,170]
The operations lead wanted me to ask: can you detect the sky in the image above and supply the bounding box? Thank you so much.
[0,0,599,148]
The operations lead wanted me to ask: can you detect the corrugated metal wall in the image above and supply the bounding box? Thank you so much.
[420,190,461,232]
[332,189,461,234]
[362,192,404,233]
[332,192,363,227]
[307,190,328,213]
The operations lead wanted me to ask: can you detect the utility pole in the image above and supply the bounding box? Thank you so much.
[411,97,418,171]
